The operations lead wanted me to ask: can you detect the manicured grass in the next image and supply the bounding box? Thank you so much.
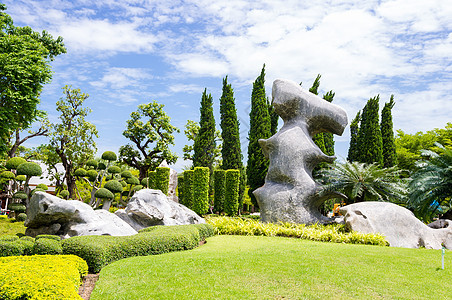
[0,216,25,236]
[91,235,452,299]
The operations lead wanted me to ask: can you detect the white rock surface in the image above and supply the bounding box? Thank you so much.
[115,189,204,231]
[25,192,137,238]
[340,202,452,249]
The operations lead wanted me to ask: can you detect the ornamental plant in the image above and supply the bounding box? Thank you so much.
[192,167,210,216]
[213,169,226,214]
[155,167,170,195]
[224,169,240,216]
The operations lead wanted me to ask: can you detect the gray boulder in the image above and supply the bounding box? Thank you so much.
[254,79,348,224]
[25,192,137,238]
[340,202,452,249]
[115,189,205,231]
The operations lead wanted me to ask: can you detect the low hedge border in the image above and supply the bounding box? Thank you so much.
[0,255,88,300]
[63,223,215,273]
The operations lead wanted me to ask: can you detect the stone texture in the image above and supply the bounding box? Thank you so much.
[254,79,348,224]
[25,192,137,238]
[340,202,452,249]
[115,189,205,231]
[159,160,178,202]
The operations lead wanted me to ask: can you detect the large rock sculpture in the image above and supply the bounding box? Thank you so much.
[254,79,348,224]
[340,202,452,249]
[25,192,137,238]
[115,189,205,231]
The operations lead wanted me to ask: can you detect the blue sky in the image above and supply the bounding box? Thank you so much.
[4,0,452,172]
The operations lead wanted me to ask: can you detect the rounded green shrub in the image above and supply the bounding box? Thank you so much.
[108,165,121,174]
[141,177,149,187]
[13,191,28,200]
[15,175,26,182]
[0,171,15,179]
[31,188,45,196]
[86,159,98,169]
[102,151,117,161]
[74,168,87,177]
[20,236,35,242]
[0,235,19,242]
[120,180,127,187]
[17,162,42,177]
[35,235,61,241]
[98,162,107,170]
[87,169,98,182]
[59,190,70,199]
[17,240,34,255]
[126,176,140,185]
[95,188,114,200]
[36,183,48,190]
[32,238,62,255]
[104,180,123,193]
[121,171,132,178]
[0,241,25,257]
[133,185,143,192]
[16,213,27,222]
[5,157,26,170]
[8,203,26,213]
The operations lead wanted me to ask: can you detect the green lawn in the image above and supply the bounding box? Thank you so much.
[91,235,452,299]
[0,216,25,236]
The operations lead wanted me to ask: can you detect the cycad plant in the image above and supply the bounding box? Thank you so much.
[318,161,407,204]
[408,143,452,222]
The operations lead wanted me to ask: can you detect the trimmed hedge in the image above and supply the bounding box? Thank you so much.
[148,171,156,189]
[178,176,185,205]
[33,238,63,255]
[224,169,240,216]
[156,167,170,195]
[16,213,27,222]
[36,234,61,241]
[193,167,210,216]
[213,169,226,214]
[62,224,215,273]
[183,170,194,209]
[0,255,88,300]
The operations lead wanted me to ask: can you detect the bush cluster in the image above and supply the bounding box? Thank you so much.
[192,167,210,215]
[0,235,62,257]
[0,255,88,300]
[206,216,389,246]
[63,223,215,273]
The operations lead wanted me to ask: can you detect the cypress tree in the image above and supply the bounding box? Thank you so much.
[193,88,216,172]
[246,65,271,207]
[322,90,336,156]
[347,111,361,162]
[268,98,279,135]
[381,95,397,168]
[309,74,327,156]
[357,95,383,165]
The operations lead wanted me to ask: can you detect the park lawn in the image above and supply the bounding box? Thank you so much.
[0,216,25,236]
[91,235,452,299]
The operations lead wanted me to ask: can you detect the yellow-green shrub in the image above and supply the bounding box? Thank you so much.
[0,255,88,300]
[206,216,389,246]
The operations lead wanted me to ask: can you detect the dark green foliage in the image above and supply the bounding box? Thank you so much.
[133,185,143,192]
[16,213,27,222]
[121,171,133,178]
[87,169,98,182]
[98,162,106,170]
[8,203,26,213]
[32,238,62,255]
[0,171,15,179]
[178,176,184,204]
[357,96,383,165]
[309,74,321,94]
[193,89,216,172]
[191,223,215,240]
[126,176,140,186]
[224,169,240,216]
[74,168,87,177]
[16,162,42,176]
[5,157,26,170]
[213,170,226,213]
[102,151,117,161]
[193,167,210,215]
[104,180,123,194]
[183,170,194,209]
[381,95,397,168]
[107,165,121,174]
[407,144,452,222]
[0,241,26,257]
[59,190,69,199]
[322,91,335,157]
[62,224,214,273]
[13,192,27,200]
[247,65,271,206]
[95,188,114,199]
[268,98,279,136]
[85,159,98,169]
[35,234,61,241]
[220,76,242,171]
[148,171,156,189]
[155,167,170,195]
[347,111,361,162]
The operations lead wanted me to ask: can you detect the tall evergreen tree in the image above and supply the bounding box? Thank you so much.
[322,90,336,156]
[357,96,383,165]
[309,74,327,155]
[347,111,361,162]
[268,98,279,135]
[381,95,397,168]
[193,89,216,172]
[247,65,271,207]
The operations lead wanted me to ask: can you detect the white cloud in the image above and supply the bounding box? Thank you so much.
[91,67,153,89]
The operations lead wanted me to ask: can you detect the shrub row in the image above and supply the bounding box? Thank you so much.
[0,235,63,257]
[0,255,88,300]
[224,170,240,216]
[206,216,389,246]
[193,167,210,215]
[62,223,215,273]
[213,170,225,213]
[182,170,194,208]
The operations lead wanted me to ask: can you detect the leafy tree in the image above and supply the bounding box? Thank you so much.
[193,89,216,172]
[48,86,98,199]
[183,120,222,166]
[347,111,361,162]
[119,101,179,180]
[0,4,66,153]
[357,96,383,165]
[407,144,452,222]
[26,144,64,193]
[246,65,271,206]
[318,161,407,204]
[381,95,397,168]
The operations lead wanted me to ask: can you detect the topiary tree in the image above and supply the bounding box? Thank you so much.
[192,167,210,216]
[58,190,69,200]
[183,170,194,209]
[5,157,26,170]
[16,162,42,204]
[94,188,114,203]
[36,183,48,191]
[213,169,226,214]
[102,151,117,162]
[103,180,123,211]
[155,167,170,195]
[224,169,240,216]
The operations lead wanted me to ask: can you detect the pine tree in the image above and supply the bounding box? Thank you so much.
[193,89,216,172]
[347,111,361,162]
[357,96,383,165]
[246,65,271,207]
[381,95,397,168]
